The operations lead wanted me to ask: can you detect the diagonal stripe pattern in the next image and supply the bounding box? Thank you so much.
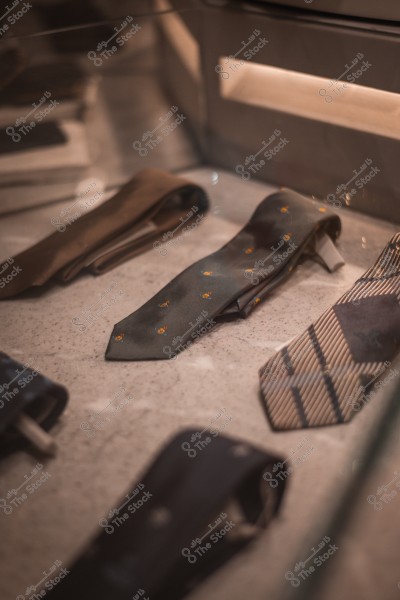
[260,233,400,430]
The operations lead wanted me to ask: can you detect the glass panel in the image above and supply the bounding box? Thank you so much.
[0,2,398,600]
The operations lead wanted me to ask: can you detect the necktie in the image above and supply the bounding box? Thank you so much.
[259,233,400,430]
[106,189,343,361]
[0,352,68,458]
[0,169,208,299]
[44,429,286,600]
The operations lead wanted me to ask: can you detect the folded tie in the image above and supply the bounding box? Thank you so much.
[106,189,343,361]
[0,352,68,458]
[0,169,209,299]
[259,233,400,430]
[44,429,286,600]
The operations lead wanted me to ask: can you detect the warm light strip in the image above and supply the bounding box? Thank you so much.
[156,0,200,82]
[219,57,400,140]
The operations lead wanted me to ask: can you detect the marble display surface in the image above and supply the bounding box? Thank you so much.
[0,168,398,600]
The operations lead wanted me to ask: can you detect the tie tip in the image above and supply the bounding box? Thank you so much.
[105,341,173,362]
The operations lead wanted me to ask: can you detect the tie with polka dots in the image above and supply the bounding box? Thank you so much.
[259,233,400,430]
[44,429,287,600]
[106,189,342,361]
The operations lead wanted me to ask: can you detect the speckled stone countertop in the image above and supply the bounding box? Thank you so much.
[0,168,399,600]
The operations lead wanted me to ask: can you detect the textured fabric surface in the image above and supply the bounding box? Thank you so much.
[106,189,341,361]
[45,429,286,600]
[0,169,209,298]
[0,352,68,457]
[260,233,400,430]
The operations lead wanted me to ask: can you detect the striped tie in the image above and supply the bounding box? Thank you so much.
[259,233,400,430]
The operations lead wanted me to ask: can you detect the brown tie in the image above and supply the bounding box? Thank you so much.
[260,233,400,430]
[0,169,209,299]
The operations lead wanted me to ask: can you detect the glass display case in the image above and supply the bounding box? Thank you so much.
[0,1,399,599]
